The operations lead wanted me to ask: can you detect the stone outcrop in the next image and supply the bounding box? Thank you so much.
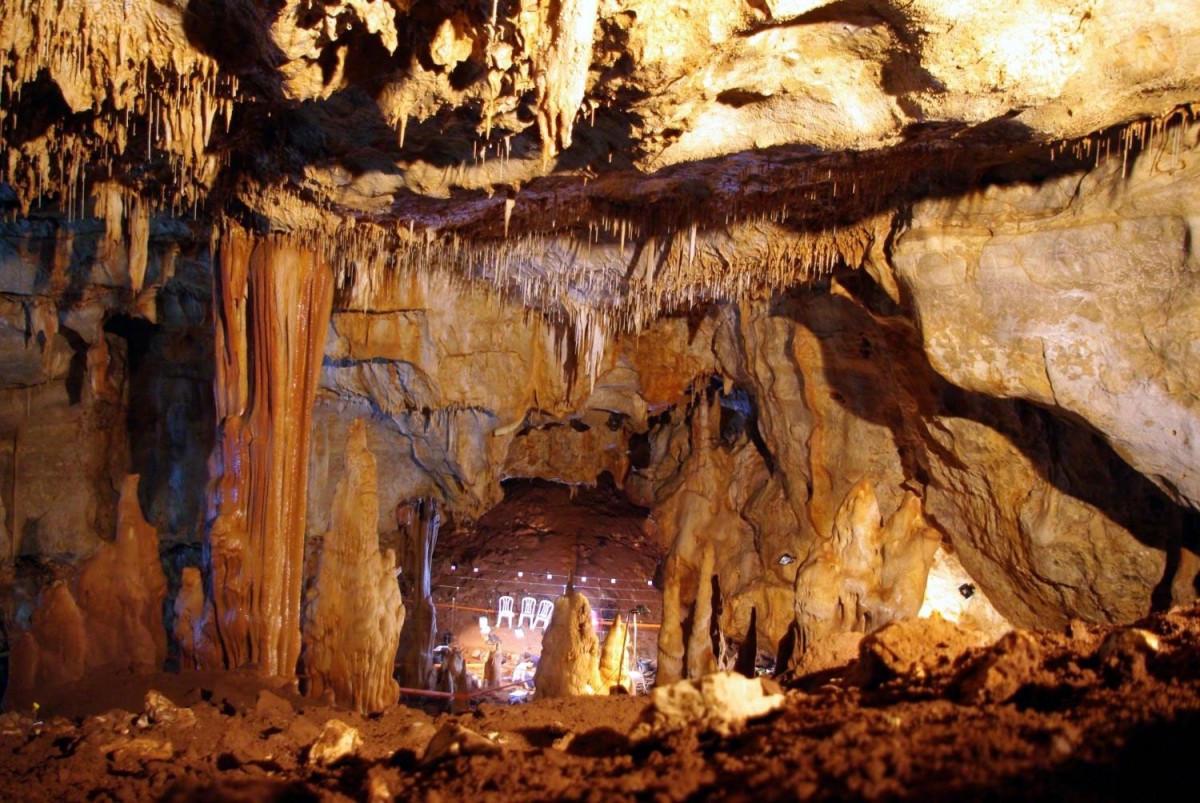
[302,419,404,714]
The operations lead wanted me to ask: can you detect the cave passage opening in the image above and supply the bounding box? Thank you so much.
[427,474,662,695]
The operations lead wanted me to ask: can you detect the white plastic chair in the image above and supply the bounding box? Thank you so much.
[496,595,515,628]
[532,598,554,630]
[478,616,491,638]
[516,596,538,629]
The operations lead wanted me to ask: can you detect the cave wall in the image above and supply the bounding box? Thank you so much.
[0,218,212,561]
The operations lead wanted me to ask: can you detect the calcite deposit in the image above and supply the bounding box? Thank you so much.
[1,0,1200,796]
[302,419,404,714]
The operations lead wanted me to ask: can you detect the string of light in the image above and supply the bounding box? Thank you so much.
[436,564,657,589]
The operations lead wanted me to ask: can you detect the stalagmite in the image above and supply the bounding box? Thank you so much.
[174,567,215,671]
[396,498,440,690]
[686,543,718,679]
[302,419,405,715]
[536,587,601,697]
[597,613,632,692]
[657,554,685,685]
[203,225,334,676]
[9,476,166,692]
[877,493,942,623]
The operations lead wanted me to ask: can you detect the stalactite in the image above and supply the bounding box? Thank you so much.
[202,223,334,677]
[533,0,599,160]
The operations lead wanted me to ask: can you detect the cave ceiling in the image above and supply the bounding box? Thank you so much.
[2,0,1199,322]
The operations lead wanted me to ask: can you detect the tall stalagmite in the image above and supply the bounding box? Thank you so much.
[537,588,601,698]
[686,543,718,679]
[597,613,632,692]
[396,498,440,690]
[302,419,404,714]
[203,225,334,676]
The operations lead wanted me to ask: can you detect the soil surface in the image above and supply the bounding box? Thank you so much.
[4,604,1200,801]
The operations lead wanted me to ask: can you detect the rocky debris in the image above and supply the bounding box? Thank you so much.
[1097,627,1162,683]
[953,630,1044,705]
[142,691,195,728]
[790,631,864,683]
[635,672,785,738]
[102,736,175,773]
[421,724,503,766]
[307,719,362,767]
[853,614,992,687]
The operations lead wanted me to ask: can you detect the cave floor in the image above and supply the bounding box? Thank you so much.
[4,605,1200,801]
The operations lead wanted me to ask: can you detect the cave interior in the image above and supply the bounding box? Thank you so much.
[2,0,1200,799]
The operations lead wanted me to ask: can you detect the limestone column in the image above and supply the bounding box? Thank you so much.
[396,498,440,690]
[203,224,333,676]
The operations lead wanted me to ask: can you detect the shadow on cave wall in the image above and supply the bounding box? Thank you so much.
[776,264,1197,612]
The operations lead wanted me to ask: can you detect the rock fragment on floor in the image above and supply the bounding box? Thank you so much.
[635,671,785,737]
[308,719,362,767]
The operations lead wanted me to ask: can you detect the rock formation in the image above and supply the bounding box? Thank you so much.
[536,589,601,698]
[9,475,166,693]
[302,419,404,715]
[395,498,440,691]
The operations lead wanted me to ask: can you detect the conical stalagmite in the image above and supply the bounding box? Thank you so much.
[598,613,632,692]
[537,588,601,698]
[9,476,167,693]
[302,419,405,715]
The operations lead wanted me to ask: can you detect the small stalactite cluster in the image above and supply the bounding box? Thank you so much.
[203,223,334,677]
[0,0,238,218]
[302,419,404,715]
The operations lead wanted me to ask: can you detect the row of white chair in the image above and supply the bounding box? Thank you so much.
[496,595,553,630]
